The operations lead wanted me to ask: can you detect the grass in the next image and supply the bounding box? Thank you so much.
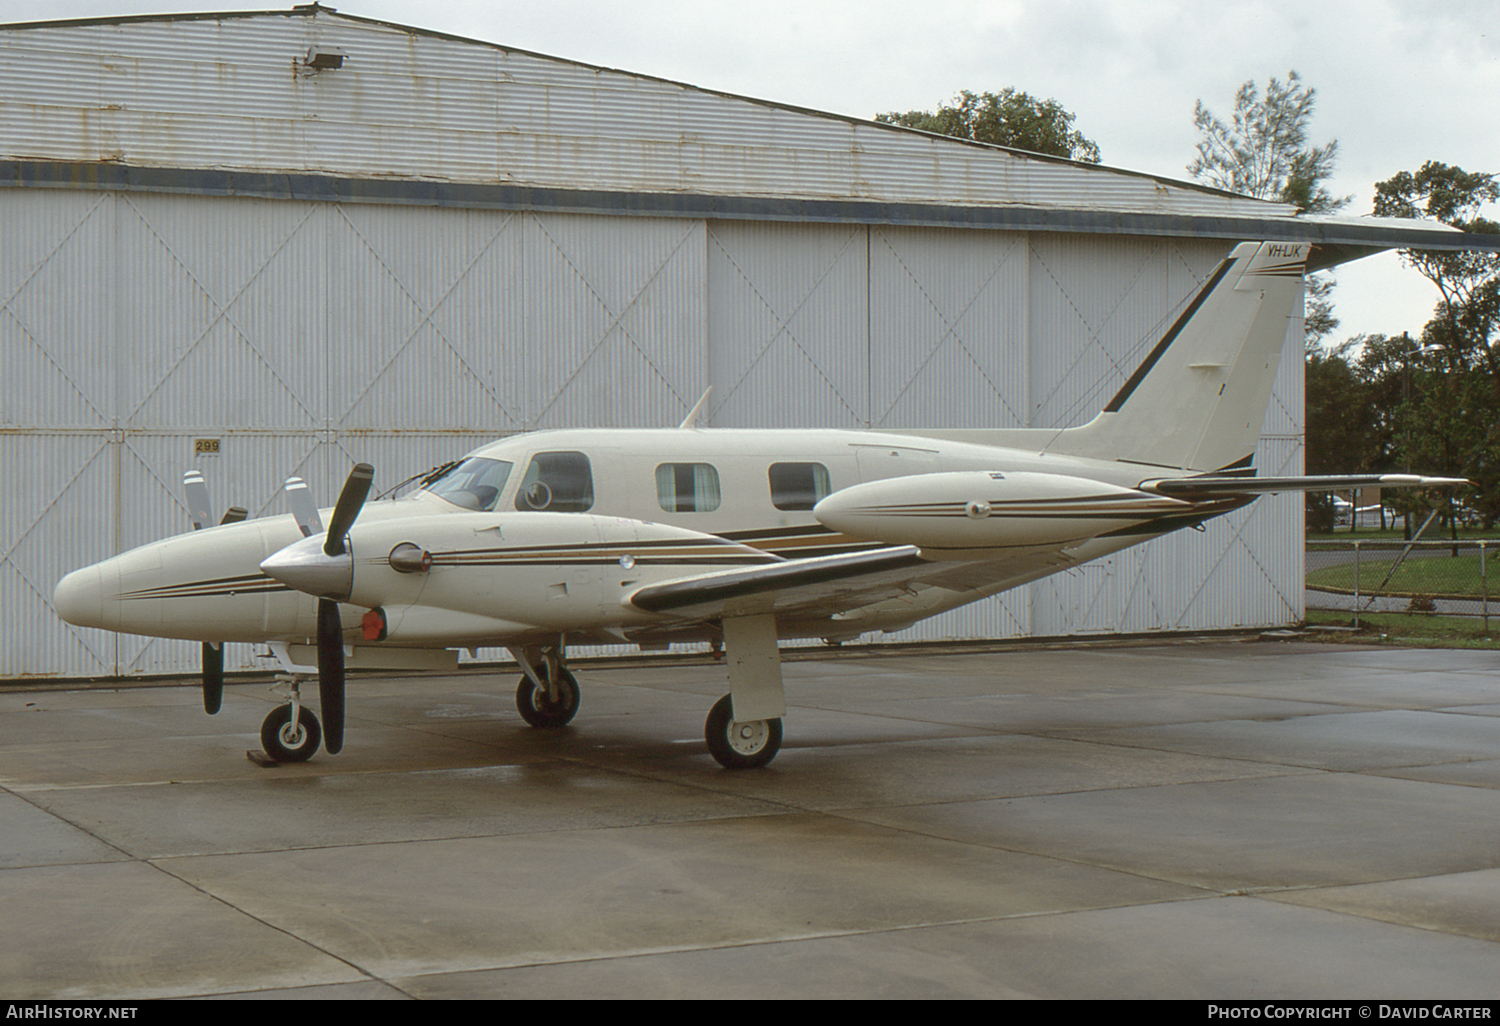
[1304,608,1499,649]
[1306,551,1494,600]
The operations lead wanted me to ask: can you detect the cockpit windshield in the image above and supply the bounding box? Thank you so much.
[422,457,513,511]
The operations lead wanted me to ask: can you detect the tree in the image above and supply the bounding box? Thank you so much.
[1304,341,1375,531]
[1373,162,1500,528]
[876,89,1101,163]
[1373,162,1500,380]
[1189,72,1348,361]
[1187,71,1348,214]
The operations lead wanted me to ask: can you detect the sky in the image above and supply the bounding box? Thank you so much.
[4,0,1497,346]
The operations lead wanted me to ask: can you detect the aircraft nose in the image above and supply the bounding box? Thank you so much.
[260,538,353,601]
[54,565,107,629]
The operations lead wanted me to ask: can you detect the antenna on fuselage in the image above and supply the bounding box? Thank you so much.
[678,387,712,430]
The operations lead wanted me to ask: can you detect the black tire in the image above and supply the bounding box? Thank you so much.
[260,705,322,763]
[516,668,580,728]
[705,693,782,769]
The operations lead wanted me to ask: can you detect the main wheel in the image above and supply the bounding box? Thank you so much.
[705,693,782,769]
[516,668,580,728]
[260,705,322,763]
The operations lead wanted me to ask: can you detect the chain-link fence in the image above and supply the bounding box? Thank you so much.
[1306,539,1493,629]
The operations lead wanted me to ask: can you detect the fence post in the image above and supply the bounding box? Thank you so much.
[1353,540,1361,630]
[1483,540,1489,635]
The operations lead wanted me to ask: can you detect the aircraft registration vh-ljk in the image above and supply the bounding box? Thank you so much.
[53,242,1463,768]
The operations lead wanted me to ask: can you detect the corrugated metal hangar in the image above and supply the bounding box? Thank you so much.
[0,5,1479,679]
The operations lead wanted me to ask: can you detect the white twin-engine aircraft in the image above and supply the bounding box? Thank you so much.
[54,241,1462,769]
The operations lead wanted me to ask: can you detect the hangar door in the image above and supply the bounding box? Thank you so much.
[3,192,1299,678]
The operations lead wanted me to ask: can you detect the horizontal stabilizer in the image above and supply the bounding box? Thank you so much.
[1145,474,1469,497]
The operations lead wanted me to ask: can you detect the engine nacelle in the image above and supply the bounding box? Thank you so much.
[813,471,1190,551]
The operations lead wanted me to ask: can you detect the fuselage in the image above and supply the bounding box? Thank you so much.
[53,425,1233,651]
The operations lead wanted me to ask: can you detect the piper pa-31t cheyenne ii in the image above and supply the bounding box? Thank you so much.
[54,242,1462,768]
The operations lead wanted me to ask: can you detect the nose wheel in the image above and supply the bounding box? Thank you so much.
[249,675,324,765]
[259,704,323,763]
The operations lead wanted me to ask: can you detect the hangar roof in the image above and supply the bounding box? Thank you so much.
[0,4,1493,264]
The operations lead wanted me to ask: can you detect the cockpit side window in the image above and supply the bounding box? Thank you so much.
[515,451,595,512]
[423,457,513,511]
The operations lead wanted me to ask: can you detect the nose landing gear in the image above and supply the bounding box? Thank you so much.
[249,676,324,765]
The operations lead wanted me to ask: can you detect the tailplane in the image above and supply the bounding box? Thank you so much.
[1044,241,1308,473]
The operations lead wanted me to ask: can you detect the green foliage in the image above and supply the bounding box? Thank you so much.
[1304,273,1339,353]
[1187,71,1348,214]
[1190,72,1347,358]
[876,89,1101,163]
[1304,341,1380,532]
[1373,162,1500,378]
[1368,162,1500,527]
[1303,333,1488,532]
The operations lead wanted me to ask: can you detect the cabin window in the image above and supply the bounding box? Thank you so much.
[768,462,831,511]
[423,457,513,512]
[656,463,721,513]
[515,451,594,512]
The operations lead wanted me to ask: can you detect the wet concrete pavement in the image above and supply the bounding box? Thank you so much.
[2,640,1499,999]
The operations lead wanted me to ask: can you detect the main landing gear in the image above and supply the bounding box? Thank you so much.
[510,644,581,729]
[509,636,786,770]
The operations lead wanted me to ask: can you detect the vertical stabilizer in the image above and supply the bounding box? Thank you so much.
[1044,241,1308,473]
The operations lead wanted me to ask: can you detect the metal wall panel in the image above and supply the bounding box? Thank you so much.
[0,190,115,431]
[113,193,327,433]
[2,181,1305,676]
[706,221,869,428]
[0,434,115,678]
[869,227,1030,430]
[0,10,1296,222]
[327,203,525,434]
[521,213,707,429]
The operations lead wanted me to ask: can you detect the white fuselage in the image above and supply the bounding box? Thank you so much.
[53,426,1216,651]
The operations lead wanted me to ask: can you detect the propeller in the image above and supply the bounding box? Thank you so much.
[284,476,323,538]
[312,463,374,755]
[182,470,248,715]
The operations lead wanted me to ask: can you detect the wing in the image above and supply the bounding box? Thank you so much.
[1144,473,1467,498]
[625,543,1075,625]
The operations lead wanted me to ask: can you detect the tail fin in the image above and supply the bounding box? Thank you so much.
[1045,241,1309,473]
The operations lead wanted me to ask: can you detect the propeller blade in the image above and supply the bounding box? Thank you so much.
[285,477,323,538]
[202,642,224,714]
[184,471,213,531]
[324,463,374,557]
[183,471,238,715]
[317,597,346,754]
